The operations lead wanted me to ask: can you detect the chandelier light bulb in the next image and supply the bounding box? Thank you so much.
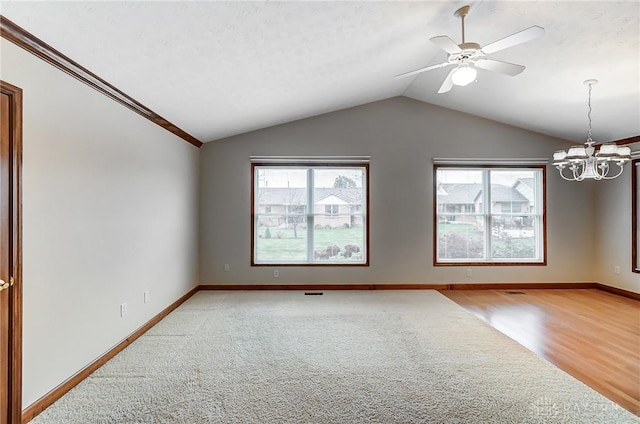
[451,65,477,86]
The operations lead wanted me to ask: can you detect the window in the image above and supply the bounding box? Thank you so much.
[253,163,368,265]
[633,158,640,273]
[435,165,546,265]
[325,205,339,216]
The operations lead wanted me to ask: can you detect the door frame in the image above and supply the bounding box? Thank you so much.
[1,80,23,424]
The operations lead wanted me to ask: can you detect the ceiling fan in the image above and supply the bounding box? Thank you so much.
[396,5,544,93]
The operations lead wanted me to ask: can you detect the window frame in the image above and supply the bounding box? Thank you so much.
[433,164,547,266]
[251,162,370,266]
[633,158,639,273]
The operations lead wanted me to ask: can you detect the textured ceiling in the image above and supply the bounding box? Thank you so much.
[1,1,639,144]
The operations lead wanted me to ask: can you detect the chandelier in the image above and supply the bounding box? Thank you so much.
[552,79,631,181]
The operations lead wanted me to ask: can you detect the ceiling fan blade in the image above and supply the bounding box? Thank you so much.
[395,62,453,79]
[430,35,462,54]
[475,59,525,76]
[481,25,545,54]
[437,68,457,94]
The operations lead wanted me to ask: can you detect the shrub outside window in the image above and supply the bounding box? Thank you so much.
[435,165,546,265]
[252,163,368,265]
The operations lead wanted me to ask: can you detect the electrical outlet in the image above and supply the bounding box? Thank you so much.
[466,268,472,277]
[120,303,127,317]
[144,291,150,304]
[614,266,621,275]
[273,270,279,278]
[224,264,230,272]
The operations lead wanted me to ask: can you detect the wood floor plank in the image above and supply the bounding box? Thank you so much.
[441,289,640,416]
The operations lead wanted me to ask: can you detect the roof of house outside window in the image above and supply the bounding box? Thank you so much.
[438,183,529,204]
[257,187,362,205]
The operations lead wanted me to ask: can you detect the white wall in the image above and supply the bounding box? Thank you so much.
[0,39,201,407]
[200,97,598,285]
[593,143,640,293]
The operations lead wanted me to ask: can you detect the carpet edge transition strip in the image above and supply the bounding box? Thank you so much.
[21,286,200,423]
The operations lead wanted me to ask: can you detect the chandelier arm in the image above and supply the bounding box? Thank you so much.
[553,165,579,181]
[593,160,609,179]
[600,165,626,180]
[555,167,576,181]
[571,164,585,181]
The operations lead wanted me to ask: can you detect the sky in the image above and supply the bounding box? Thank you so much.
[256,167,365,188]
[437,169,537,185]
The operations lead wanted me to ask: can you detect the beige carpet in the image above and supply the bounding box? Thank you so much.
[31,290,639,423]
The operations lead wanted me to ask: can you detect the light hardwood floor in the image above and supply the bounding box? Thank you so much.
[441,289,640,416]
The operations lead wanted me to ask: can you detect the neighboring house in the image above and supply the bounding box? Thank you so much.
[437,184,482,216]
[512,178,536,213]
[257,187,363,229]
[437,182,531,220]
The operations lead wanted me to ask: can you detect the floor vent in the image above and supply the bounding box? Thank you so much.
[505,291,526,295]
[304,292,324,296]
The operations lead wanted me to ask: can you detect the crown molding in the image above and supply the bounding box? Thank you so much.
[0,15,203,148]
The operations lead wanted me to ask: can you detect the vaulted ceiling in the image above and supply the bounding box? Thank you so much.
[1,1,639,144]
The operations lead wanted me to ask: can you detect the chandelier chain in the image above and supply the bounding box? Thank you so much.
[586,83,593,144]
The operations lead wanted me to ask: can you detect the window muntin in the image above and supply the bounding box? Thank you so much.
[253,164,368,265]
[435,166,545,265]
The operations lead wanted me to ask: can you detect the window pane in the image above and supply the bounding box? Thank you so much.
[312,168,366,262]
[437,216,485,260]
[437,170,484,218]
[314,168,364,210]
[256,216,308,262]
[313,218,365,262]
[489,170,538,214]
[491,216,539,260]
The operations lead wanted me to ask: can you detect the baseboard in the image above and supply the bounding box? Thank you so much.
[446,282,598,290]
[199,282,601,291]
[21,286,199,423]
[595,283,640,301]
[198,284,448,291]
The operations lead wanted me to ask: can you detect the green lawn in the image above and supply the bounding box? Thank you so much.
[256,226,364,262]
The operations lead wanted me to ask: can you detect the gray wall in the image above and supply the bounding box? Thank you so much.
[200,97,599,285]
[594,143,640,293]
[1,39,201,407]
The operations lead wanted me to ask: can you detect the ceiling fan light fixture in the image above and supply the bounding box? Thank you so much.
[451,65,477,86]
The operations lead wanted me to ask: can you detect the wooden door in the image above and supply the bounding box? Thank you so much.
[0,81,22,424]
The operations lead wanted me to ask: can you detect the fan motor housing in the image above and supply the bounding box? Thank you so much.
[450,42,483,62]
